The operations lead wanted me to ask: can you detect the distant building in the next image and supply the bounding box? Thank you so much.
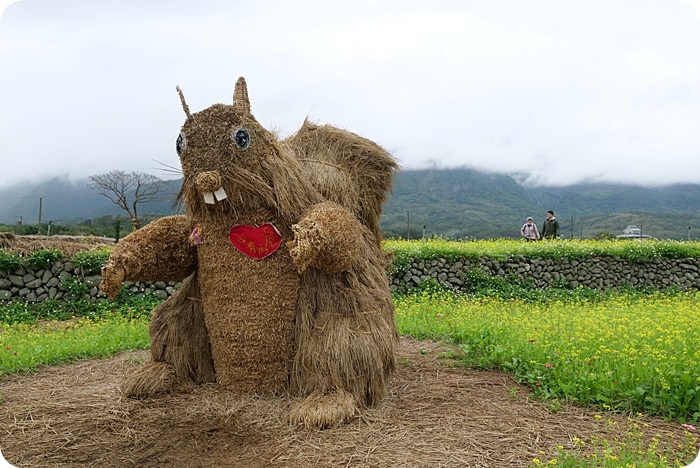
[616,225,653,239]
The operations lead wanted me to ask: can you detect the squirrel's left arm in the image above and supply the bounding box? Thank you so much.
[286,202,364,274]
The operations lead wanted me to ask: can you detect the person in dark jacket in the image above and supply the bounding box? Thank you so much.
[541,210,560,239]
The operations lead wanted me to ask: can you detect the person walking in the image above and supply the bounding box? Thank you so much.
[541,210,560,239]
[521,217,540,241]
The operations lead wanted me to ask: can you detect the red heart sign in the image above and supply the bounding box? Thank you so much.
[229,223,283,259]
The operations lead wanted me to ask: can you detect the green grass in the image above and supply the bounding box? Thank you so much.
[395,289,700,467]
[0,293,160,325]
[1,265,699,466]
[395,290,700,422]
[0,314,149,375]
[384,238,700,272]
[532,422,699,467]
[0,292,157,375]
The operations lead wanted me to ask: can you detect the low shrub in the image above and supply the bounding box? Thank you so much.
[0,251,22,272]
[26,249,62,270]
[70,248,111,274]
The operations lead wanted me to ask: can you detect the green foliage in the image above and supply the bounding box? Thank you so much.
[113,219,122,242]
[461,267,536,300]
[395,291,700,424]
[0,302,38,323]
[0,299,102,323]
[385,246,413,274]
[70,248,110,274]
[412,277,452,298]
[61,277,90,301]
[26,249,62,269]
[593,231,616,241]
[0,315,149,376]
[458,265,682,303]
[0,247,110,274]
[0,293,161,325]
[0,250,22,272]
[539,423,699,467]
[110,290,163,320]
[384,238,700,269]
[0,293,162,375]
[463,266,513,298]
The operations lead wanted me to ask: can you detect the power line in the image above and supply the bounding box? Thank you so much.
[0,195,112,201]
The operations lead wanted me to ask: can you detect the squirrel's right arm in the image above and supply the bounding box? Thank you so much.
[100,215,197,300]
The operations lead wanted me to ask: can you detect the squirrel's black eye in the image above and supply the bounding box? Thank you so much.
[232,128,250,150]
[176,132,186,157]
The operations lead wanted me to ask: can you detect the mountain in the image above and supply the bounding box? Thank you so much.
[0,177,182,225]
[381,169,538,239]
[381,169,700,240]
[2,170,700,239]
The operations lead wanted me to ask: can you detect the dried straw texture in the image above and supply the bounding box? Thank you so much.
[100,215,197,299]
[290,205,397,428]
[0,232,114,257]
[2,339,695,467]
[286,202,362,274]
[122,272,214,397]
[176,104,323,229]
[104,77,399,428]
[120,361,177,397]
[285,120,399,243]
[193,208,300,395]
[171,96,323,394]
[288,389,357,430]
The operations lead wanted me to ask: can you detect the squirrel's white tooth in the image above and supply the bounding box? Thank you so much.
[203,192,216,204]
[213,187,227,201]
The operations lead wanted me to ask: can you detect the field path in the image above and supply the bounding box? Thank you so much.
[0,337,693,467]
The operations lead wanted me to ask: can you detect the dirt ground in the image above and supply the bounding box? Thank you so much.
[0,337,697,467]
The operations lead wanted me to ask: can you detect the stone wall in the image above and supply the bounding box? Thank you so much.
[392,256,700,293]
[0,259,176,302]
[1,255,699,302]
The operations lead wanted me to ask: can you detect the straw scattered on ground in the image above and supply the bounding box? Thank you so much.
[0,337,694,467]
[0,233,113,257]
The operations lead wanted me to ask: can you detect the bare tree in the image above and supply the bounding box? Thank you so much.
[88,171,166,230]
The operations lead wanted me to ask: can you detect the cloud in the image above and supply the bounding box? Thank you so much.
[1,0,699,189]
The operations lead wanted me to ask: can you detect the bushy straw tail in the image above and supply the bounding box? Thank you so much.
[285,120,399,244]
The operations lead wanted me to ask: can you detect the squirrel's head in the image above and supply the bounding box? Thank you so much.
[175,77,319,221]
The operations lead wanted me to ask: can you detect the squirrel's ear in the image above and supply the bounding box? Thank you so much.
[233,76,251,115]
[176,86,192,119]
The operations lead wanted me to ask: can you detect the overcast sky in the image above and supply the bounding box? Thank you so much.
[1,0,700,190]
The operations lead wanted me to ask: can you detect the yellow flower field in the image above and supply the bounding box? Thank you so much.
[0,315,149,375]
[395,291,700,422]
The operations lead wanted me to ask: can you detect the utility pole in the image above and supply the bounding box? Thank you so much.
[570,213,574,239]
[406,212,410,240]
[38,195,43,233]
[689,226,691,241]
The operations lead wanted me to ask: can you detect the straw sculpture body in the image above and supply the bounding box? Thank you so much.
[100,77,398,428]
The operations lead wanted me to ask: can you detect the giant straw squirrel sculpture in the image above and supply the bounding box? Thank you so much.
[100,77,398,428]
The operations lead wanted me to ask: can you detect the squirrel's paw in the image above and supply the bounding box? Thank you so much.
[99,263,125,300]
[287,219,324,274]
